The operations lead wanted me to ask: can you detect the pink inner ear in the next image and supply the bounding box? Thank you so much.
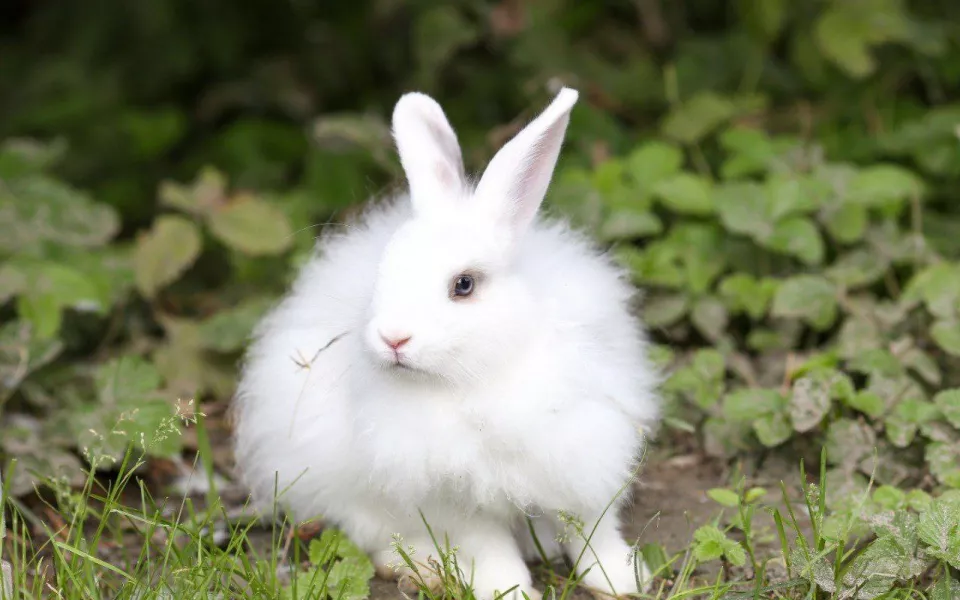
[434,161,456,189]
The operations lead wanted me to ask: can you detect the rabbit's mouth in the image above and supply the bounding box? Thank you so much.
[385,355,432,378]
[390,358,418,372]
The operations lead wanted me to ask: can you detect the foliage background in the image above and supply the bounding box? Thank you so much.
[2,0,960,594]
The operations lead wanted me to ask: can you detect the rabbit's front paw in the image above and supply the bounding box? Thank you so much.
[469,555,536,600]
[373,547,444,595]
[581,556,651,599]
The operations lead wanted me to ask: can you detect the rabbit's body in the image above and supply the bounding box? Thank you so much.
[233,89,660,599]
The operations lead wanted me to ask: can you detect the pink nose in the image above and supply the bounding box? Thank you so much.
[380,333,411,350]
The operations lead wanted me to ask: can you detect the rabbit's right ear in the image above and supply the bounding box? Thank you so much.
[392,92,466,215]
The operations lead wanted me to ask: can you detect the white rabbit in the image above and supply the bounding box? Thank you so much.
[232,87,661,599]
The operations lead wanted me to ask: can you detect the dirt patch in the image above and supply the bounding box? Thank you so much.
[624,452,729,553]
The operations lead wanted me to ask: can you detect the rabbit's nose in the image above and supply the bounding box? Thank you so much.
[379,332,412,350]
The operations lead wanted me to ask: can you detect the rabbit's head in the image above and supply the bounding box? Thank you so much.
[363,88,578,384]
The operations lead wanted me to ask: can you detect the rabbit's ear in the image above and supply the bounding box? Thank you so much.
[392,92,466,215]
[475,88,578,236]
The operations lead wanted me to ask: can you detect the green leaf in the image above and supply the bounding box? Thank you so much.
[753,411,792,447]
[197,297,276,353]
[824,203,868,244]
[674,225,727,294]
[887,398,938,448]
[718,274,777,320]
[661,92,737,144]
[643,294,689,327]
[931,576,960,600]
[592,160,629,201]
[715,182,771,238]
[720,538,747,567]
[907,490,933,512]
[707,488,740,507]
[95,355,163,405]
[300,529,375,600]
[0,321,63,396]
[931,320,960,357]
[327,558,374,600]
[0,264,26,304]
[0,415,86,496]
[926,443,960,489]
[0,174,120,253]
[718,127,774,178]
[848,164,925,207]
[624,141,684,187]
[894,397,940,425]
[551,168,604,230]
[934,390,960,429]
[767,217,824,265]
[815,5,888,77]
[837,318,882,360]
[623,224,726,293]
[789,373,833,433]
[73,355,180,464]
[790,353,841,379]
[791,547,836,591]
[872,485,905,509]
[664,349,726,410]
[723,388,786,421]
[766,175,823,221]
[848,349,903,378]
[692,525,727,562]
[771,275,838,330]
[826,418,876,469]
[903,263,960,320]
[693,524,746,566]
[652,173,714,215]
[207,195,293,256]
[747,326,800,352]
[826,250,889,289]
[847,391,885,418]
[618,245,680,289]
[691,296,728,341]
[918,497,960,561]
[5,258,109,338]
[903,347,941,386]
[134,215,202,299]
[152,317,234,400]
[885,417,916,448]
[838,536,903,597]
[599,209,663,241]
[308,531,338,566]
[159,167,228,217]
[16,294,61,340]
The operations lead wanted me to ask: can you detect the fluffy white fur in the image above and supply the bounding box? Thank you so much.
[232,88,661,599]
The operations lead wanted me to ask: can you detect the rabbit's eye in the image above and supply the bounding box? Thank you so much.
[452,274,475,298]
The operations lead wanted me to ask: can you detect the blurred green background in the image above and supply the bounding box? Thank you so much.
[2,0,960,501]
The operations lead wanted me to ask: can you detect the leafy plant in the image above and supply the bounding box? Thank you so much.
[284,530,376,600]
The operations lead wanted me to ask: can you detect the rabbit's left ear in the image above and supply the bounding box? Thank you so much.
[475,88,578,237]
[392,92,466,216]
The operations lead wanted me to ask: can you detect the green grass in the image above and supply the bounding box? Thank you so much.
[2,446,958,600]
